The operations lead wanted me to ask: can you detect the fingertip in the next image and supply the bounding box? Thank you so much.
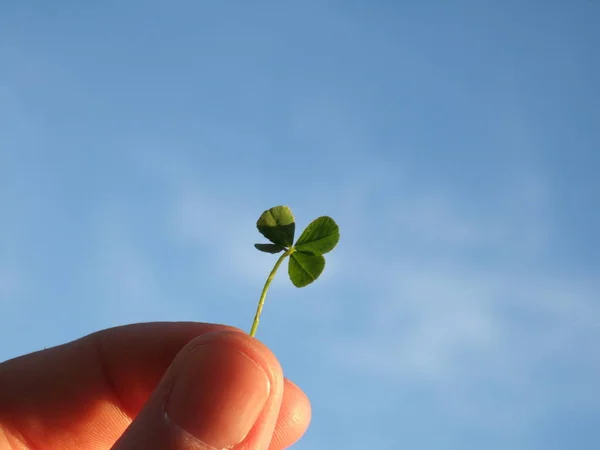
[183,330,285,389]
[285,378,312,426]
[270,379,312,449]
[112,329,287,450]
[184,333,313,449]
[165,338,272,448]
[177,331,286,448]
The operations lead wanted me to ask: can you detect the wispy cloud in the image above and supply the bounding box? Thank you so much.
[170,184,275,285]
[83,203,200,323]
[318,173,599,428]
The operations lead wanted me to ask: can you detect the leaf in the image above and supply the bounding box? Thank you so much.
[256,205,296,247]
[288,250,325,287]
[294,216,340,254]
[254,243,285,254]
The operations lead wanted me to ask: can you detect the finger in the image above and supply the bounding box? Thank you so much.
[100,323,311,449]
[0,322,311,450]
[270,380,312,450]
[94,322,244,416]
[0,322,236,449]
[111,330,285,450]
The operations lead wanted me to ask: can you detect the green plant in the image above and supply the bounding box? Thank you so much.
[249,205,340,337]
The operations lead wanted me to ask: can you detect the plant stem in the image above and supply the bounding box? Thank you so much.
[249,248,293,337]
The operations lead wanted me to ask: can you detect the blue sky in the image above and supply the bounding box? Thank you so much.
[1,1,599,449]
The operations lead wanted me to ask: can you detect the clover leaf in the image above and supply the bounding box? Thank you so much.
[256,205,295,247]
[250,205,340,336]
[288,250,325,288]
[294,216,340,254]
[254,243,286,254]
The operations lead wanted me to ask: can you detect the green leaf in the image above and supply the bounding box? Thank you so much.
[288,250,325,287]
[256,205,296,247]
[254,243,285,254]
[294,216,340,254]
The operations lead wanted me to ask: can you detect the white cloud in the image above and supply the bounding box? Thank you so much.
[170,184,276,286]
[319,176,600,428]
[83,203,198,323]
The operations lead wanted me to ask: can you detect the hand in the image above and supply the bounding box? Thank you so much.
[0,322,311,449]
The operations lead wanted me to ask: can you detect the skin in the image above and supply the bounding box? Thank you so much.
[0,322,311,450]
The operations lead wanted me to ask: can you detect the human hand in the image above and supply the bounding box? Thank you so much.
[0,322,311,449]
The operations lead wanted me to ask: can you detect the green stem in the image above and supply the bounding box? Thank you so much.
[249,248,293,337]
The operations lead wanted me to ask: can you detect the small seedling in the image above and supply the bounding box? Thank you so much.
[249,205,340,337]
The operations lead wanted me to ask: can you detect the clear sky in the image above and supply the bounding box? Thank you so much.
[1,1,599,449]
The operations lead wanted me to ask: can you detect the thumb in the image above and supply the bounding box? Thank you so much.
[111,330,284,450]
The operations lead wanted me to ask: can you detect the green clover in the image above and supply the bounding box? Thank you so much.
[250,205,340,336]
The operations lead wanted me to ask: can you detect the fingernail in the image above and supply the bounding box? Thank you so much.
[165,342,270,449]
